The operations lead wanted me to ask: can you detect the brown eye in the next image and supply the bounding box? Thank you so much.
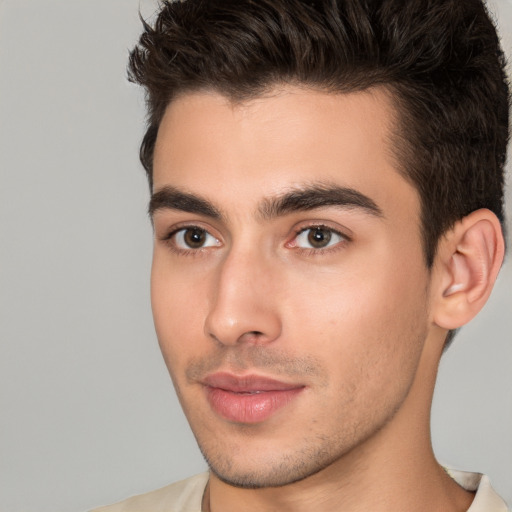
[173,227,220,250]
[294,226,344,250]
[184,228,207,248]
[307,227,332,248]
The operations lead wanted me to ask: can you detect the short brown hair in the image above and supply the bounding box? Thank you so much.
[129,0,510,268]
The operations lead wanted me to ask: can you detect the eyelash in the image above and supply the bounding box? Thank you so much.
[159,223,350,257]
[160,225,220,257]
[289,224,350,256]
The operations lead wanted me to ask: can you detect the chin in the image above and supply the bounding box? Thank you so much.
[199,441,343,489]
[208,463,324,489]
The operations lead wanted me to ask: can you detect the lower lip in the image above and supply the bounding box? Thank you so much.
[205,386,303,424]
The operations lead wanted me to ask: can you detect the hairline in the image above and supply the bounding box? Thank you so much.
[151,81,436,264]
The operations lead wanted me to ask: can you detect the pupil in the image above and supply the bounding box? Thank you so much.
[185,228,205,248]
[308,228,331,248]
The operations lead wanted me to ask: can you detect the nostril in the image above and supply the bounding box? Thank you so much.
[238,331,268,345]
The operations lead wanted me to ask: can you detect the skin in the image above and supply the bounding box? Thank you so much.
[150,86,475,511]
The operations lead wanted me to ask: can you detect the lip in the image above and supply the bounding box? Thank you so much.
[202,373,305,424]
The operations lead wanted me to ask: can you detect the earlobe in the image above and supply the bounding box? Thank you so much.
[433,209,504,330]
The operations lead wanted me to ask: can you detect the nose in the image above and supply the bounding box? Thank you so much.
[204,246,282,346]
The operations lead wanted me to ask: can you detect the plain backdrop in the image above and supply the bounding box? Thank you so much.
[0,1,511,511]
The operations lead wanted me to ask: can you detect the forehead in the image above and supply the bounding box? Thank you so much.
[152,86,418,224]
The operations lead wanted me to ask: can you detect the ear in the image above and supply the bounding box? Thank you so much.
[432,209,505,330]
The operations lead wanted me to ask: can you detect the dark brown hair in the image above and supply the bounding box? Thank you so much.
[129,0,509,269]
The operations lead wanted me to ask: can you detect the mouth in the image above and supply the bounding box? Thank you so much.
[202,373,305,424]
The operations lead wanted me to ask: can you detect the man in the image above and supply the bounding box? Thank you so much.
[94,0,510,510]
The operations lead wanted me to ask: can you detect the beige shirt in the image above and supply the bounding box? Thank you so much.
[91,470,509,512]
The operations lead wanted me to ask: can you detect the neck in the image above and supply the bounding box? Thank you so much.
[206,331,474,512]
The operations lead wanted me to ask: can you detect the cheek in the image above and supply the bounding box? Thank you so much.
[150,255,209,369]
[284,250,429,377]
[290,258,425,326]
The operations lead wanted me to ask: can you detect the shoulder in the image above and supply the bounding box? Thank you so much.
[446,468,510,512]
[90,472,209,512]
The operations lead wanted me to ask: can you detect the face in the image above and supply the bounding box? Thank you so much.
[151,86,433,488]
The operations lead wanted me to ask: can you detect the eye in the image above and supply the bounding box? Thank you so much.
[293,226,345,250]
[172,227,221,250]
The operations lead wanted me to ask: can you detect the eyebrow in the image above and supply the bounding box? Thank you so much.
[258,183,383,220]
[148,182,383,221]
[149,186,222,219]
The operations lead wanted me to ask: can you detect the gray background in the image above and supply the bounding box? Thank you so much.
[0,1,510,510]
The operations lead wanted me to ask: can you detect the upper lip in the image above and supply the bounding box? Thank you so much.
[202,372,304,393]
